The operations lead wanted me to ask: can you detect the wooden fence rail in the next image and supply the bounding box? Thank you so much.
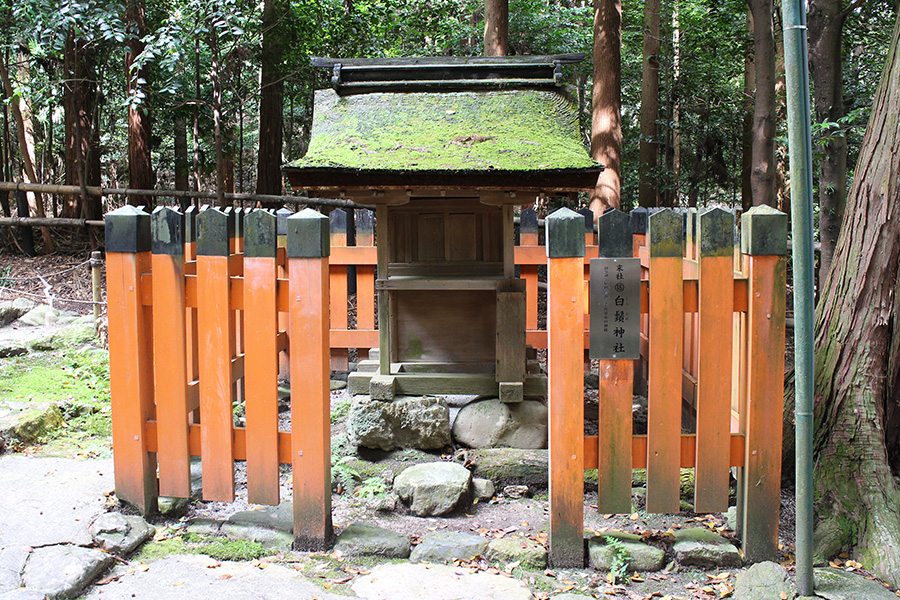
[105,202,786,563]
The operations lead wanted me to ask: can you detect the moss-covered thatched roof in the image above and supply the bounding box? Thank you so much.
[284,88,600,191]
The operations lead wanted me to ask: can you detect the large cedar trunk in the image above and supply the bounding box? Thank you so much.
[590,0,622,218]
[256,0,286,200]
[483,0,508,57]
[126,0,153,207]
[812,6,900,584]
[63,32,97,219]
[747,0,777,207]
[808,0,848,281]
[638,0,660,207]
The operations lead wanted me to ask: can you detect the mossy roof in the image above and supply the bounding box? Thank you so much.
[284,88,600,191]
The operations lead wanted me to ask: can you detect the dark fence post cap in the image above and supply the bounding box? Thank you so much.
[105,205,151,253]
[276,207,293,236]
[244,209,278,258]
[699,207,734,258]
[196,207,234,256]
[545,207,585,258]
[150,206,185,256]
[287,208,330,258]
[741,205,788,256]
[648,208,683,257]
[598,208,631,258]
[630,207,649,235]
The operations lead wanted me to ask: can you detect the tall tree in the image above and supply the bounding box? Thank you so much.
[256,0,287,199]
[484,0,508,56]
[638,0,660,207]
[590,0,622,217]
[126,0,153,206]
[747,0,776,207]
[62,31,99,220]
[813,4,900,584]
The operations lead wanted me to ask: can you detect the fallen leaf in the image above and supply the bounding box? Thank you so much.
[173,582,184,586]
[629,513,640,521]
[217,574,233,580]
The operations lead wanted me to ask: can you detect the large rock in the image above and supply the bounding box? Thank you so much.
[410,531,489,564]
[30,322,96,352]
[452,398,547,449]
[89,512,155,556]
[227,500,293,533]
[0,401,63,450]
[0,299,35,327]
[393,462,471,516]
[486,536,548,569]
[734,562,796,600]
[814,567,899,600]
[0,547,28,593]
[0,342,27,358]
[672,528,742,568]
[470,448,548,488]
[21,545,112,599]
[17,305,60,327]
[348,395,450,451]
[219,523,294,552]
[353,563,532,600]
[334,523,410,558]
[588,533,665,572]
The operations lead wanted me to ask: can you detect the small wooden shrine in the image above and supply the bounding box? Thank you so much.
[283,54,601,402]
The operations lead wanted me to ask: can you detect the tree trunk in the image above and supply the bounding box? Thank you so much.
[256,0,286,201]
[590,0,622,218]
[747,0,777,207]
[0,57,52,252]
[484,0,508,56]
[808,0,848,281]
[813,5,900,585]
[63,32,97,221]
[638,0,660,207]
[126,0,153,207]
[209,30,226,207]
[742,10,754,212]
[174,112,189,196]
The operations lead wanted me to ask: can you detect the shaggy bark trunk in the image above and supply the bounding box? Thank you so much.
[638,0,660,207]
[590,0,622,218]
[808,0,849,281]
[256,0,286,200]
[813,6,900,584]
[747,0,777,207]
[126,0,153,207]
[484,0,508,56]
[63,32,97,221]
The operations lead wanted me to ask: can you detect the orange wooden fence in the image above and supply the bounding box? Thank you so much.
[105,202,786,564]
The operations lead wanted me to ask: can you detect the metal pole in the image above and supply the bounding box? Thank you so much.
[781,0,815,595]
[90,251,103,335]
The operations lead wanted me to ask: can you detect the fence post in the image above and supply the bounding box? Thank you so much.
[150,207,191,499]
[594,208,634,515]
[287,208,333,550]
[519,208,540,332]
[740,205,787,562]
[196,207,236,502]
[646,209,683,514]
[105,205,157,514]
[546,207,585,568]
[694,207,735,513]
[330,209,349,371]
[244,209,281,506]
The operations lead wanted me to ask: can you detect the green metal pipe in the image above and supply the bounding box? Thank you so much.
[781,0,816,595]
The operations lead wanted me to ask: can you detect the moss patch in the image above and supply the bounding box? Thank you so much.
[288,89,597,172]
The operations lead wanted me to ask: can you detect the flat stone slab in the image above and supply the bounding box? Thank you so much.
[814,567,899,600]
[78,554,346,600]
[0,401,63,448]
[352,562,532,600]
[471,448,548,487]
[672,527,742,568]
[227,501,294,533]
[0,547,28,593]
[0,456,113,548]
[410,531,489,564]
[219,523,293,552]
[21,544,113,599]
[0,590,48,600]
[333,523,410,558]
[486,536,548,569]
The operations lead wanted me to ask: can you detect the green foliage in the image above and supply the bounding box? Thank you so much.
[197,538,269,561]
[603,535,629,583]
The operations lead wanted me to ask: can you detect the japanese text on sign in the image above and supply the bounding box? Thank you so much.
[589,257,640,360]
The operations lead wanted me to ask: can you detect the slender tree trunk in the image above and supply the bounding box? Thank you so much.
[484,0,508,56]
[209,31,225,207]
[742,11,754,212]
[747,0,777,207]
[174,113,189,195]
[192,37,201,192]
[639,0,660,207]
[256,0,286,199]
[126,0,153,207]
[809,0,848,281]
[0,57,52,252]
[671,1,681,205]
[590,0,622,217]
[813,6,900,585]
